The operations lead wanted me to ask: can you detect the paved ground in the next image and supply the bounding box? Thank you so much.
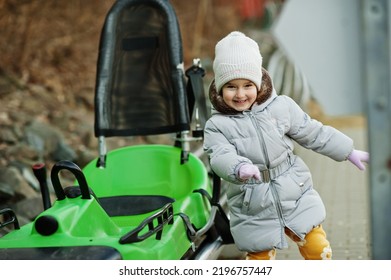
[219,117,371,260]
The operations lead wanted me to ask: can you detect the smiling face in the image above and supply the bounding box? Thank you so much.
[221,79,258,111]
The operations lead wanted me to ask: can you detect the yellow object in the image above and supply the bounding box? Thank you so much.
[247,225,332,260]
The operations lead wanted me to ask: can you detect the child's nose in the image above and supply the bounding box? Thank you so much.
[236,88,245,97]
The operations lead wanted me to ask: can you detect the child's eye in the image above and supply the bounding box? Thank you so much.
[244,83,254,88]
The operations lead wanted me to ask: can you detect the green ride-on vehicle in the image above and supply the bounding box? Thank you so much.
[0,0,236,260]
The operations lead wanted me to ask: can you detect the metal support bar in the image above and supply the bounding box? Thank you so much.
[361,0,391,259]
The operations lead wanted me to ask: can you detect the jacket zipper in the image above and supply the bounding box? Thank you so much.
[245,111,287,241]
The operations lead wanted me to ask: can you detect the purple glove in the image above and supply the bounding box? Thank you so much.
[238,164,261,180]
[347,149,369,171]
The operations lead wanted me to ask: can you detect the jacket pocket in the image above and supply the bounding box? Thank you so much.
[290,158,313,194]
[241,184,272,215]
[241,185,253,213]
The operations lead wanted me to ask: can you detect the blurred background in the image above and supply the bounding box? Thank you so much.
[0,0,389,259]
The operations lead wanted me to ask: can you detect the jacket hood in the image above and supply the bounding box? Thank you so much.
[209,68,274,115]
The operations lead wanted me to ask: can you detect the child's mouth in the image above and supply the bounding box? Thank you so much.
[235,99,247,103]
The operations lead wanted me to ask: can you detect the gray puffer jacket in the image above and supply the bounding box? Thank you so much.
[203,70,354,252]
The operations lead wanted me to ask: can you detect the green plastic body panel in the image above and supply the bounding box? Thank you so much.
[0,145,212,260]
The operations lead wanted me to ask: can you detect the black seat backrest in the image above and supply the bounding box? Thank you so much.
[94,0,190,138]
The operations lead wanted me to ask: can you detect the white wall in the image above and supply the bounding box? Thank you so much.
[272,0,363,116]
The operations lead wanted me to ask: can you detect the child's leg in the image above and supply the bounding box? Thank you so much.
[285,225,332,260]
[246,249,276,260]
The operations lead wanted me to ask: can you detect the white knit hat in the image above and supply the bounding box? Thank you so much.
[213,31,263,93]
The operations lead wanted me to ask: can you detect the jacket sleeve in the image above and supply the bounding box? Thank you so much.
[203,118,252,183]
[284,96,354,161]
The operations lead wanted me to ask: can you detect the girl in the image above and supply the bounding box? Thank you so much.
[203,31,369,260]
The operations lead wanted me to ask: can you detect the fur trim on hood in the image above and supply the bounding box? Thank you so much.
[209,68,273,115]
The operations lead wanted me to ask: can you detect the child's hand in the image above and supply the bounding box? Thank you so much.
[238,164,261,180]
[347,149,369,170]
